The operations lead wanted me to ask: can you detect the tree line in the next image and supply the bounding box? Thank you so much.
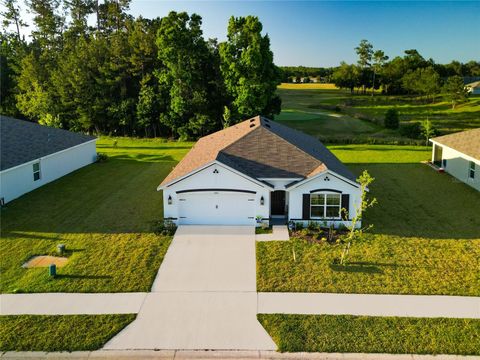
[279,66,334,83]
[1,0,282,139]
[331,40,479,107]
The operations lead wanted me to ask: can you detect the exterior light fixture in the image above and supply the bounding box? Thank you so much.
[324,176,330,182]
[168,195,173,205]
[213,169,219,174]
[260,196,264,205]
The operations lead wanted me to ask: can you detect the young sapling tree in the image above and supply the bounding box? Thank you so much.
[340,170,377,265]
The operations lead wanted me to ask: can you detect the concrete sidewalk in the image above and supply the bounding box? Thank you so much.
[0,292,146,315]
[255,226,290,242]
[258,293,480,319]
[104,225,276,350]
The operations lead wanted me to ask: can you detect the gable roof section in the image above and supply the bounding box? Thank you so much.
[160,116,357,187]
[1,115,96,171]
[430,128,480,161]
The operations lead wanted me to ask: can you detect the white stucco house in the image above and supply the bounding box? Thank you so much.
[465,81,480,95]
[430,128,480,191]
[0,116,97,204]
[158,116,362,227]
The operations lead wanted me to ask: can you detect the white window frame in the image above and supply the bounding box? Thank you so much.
[310,192,341,220]
[33,162,41,181]
[468,161,476,180]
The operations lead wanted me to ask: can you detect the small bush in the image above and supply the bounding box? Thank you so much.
[399,122,422,139]
[295,222,304,231]
[151,219,177,236]
[96,153,108,163]
[384,109,399,129]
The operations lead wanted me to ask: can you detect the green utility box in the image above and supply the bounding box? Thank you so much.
[49,264,56,277]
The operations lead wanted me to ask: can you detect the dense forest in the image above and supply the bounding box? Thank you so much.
[0,0,282,139]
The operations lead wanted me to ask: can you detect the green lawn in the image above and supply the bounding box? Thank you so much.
[259,314,480,355]
[257,146,480,295]
[0,314,135,351]
[0,137,192,293]
[276,85,480,141]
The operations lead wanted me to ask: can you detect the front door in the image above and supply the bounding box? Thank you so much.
[270,191,286,216]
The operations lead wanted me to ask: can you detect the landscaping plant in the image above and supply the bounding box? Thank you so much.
[384,108,399,129]
[339,170,377,265]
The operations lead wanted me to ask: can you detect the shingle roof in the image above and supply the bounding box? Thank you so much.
[431,128,480,160]
[1,115,96,171]
[160,116,357,187]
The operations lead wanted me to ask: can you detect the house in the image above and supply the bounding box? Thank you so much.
[0,116,97,204]
[430,128,480,191]
[465,81,480,95]
[158,116,362,227]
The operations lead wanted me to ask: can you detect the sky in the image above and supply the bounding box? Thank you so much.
[8,1,480,67]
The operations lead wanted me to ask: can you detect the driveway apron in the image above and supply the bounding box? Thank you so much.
[103,225,276,350]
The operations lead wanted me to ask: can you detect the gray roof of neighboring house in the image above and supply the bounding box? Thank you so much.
[431,128,480,161]
[1,115,96,171]
[161,115,358,187]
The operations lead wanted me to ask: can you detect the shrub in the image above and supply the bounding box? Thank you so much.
[384,109,399,129]
[295,222,304,231]
[96,153,108,163]
[151,219,177,236]
[399,122,422,139]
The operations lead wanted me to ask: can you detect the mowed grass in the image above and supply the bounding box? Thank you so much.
[276,84,480,140]
[258,314,480,355]
[257,145,480,295]
[0,137,192,293]
[0,314,135,351]
[276,86,384,141]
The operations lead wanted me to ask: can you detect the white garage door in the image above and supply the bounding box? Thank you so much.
[177,191,256,225]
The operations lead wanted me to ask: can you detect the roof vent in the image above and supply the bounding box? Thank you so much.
[249,123,256,128]
[250,118,255,122]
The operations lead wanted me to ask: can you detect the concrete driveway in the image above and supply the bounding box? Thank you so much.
[104,226,276,350]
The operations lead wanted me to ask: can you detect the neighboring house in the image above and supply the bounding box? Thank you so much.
[0,116,97,204]
[465,81,480,95]
[430,128,480,191]
[159,116,362,227]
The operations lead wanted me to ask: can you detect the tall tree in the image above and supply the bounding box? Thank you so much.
[402,66,441,102]
[332,62,360,94]
[219,15,281,122]
[156,11,223,139]
[443,75,468,109]
[1,0,28,40]
[355,39,373,94]
[372,50,388,96]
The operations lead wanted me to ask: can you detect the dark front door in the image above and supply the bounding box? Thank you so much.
[271,191,286,216]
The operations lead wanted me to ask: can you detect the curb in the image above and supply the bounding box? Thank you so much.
[1,351,479,360]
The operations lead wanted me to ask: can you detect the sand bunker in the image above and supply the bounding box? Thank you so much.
[22,255,68,268]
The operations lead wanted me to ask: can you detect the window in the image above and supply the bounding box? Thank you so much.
[33,162,41,181]
[442,159,447,168]
[469,161,476,179]
[310,192,341,219]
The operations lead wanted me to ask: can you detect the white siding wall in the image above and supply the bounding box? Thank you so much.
[162,162,271,223]
[0,140,97,203]
[434,144,480,191]
[288,171,362,228]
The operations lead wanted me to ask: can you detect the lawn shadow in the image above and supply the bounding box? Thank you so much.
[1,157,169,235]
[55,274,112,280]
[329,263,383,274]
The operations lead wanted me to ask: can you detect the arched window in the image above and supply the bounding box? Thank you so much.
[310,192,341,219]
